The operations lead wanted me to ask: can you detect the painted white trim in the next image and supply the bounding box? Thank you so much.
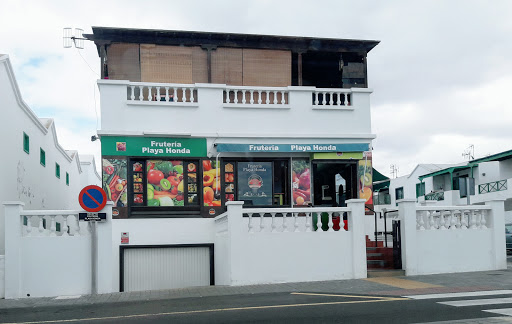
[440,297,512,307]
[405,290,512,300]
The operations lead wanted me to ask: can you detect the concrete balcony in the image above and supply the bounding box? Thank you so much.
[97,80,373,138]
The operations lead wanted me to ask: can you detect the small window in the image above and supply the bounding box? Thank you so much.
[66,172,69,186]
[395,187,404,200]
[23,132,29,154]
[40,148,46,166]
[55,163,60,179]
[416,182,425,198]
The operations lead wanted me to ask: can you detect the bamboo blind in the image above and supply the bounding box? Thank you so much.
[211,48,243,85]
[107,43,141,81]
[242,49,291,87]
[140,44,193,83]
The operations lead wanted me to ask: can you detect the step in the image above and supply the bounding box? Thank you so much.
[367,269,406,278]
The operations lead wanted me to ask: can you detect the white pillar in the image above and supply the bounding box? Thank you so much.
[96,202,114,294]
[486,199,506,270]
[398,199,418,275]
[3,202,24,299]
[346,199,367,279]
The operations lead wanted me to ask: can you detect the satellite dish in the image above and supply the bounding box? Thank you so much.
[63,28,85,49]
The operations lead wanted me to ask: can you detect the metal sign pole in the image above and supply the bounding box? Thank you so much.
[91,220,97,295]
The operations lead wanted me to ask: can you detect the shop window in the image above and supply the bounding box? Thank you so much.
[55,163,60,179]
[40,148,46,166]
[23,132,29,154]
[416,182,425,198]
[66,172,69,186]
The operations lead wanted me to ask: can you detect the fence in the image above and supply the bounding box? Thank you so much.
[3,202,114,299]
[398,199,506,275]
[214,200,367,286]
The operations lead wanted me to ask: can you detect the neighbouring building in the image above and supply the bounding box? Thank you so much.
[0,54,101,255]
[87,26,379,291]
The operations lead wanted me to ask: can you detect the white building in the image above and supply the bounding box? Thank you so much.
[0,54,101,255]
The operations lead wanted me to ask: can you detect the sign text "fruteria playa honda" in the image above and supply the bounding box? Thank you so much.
[101,136,207,157]
[215,143,370,153]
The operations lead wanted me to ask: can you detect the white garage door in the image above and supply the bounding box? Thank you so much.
[122,246,212,292]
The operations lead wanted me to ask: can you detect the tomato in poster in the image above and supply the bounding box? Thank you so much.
[147,169,164,185]
[203,160,211,171]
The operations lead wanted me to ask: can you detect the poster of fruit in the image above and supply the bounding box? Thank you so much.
[146,160,185,207]
[202,159,221,207]
[292,159,311,206]
[358,152,373,213]
[102,158,128,208]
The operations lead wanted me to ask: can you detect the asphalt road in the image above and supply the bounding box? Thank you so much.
[0,291,505,324]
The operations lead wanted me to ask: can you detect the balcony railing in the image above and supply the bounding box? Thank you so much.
[127,82,198,105]
[479,179,507,194]
[223,86,289,108]
[425,191,445,201]
[312,89,351,108]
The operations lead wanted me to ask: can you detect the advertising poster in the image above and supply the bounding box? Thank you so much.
[146,160,186,207]
[102,158,128,218]
[358,152,373,214]
[202,159,221,207]
[292,159,311,206]
[237,162,273,206]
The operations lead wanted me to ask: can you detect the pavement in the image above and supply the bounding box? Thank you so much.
[1,257,512,323]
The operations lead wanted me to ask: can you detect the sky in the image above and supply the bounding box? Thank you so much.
[2,0,512,178]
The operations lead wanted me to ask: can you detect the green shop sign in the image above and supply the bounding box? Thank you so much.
[101,136,207,157]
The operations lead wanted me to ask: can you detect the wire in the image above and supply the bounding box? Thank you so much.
[76,47,99,77]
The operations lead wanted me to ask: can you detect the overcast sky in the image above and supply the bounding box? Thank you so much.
[2,0,511,177]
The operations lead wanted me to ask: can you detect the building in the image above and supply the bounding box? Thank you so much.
[87,26,379,290]
[0,54,101,255]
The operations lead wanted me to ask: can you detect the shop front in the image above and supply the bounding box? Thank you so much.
[101,136,374,219]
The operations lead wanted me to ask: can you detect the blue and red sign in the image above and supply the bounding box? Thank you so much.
[79,185,107,212]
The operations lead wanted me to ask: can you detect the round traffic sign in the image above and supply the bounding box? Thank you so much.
[79,185,107,212]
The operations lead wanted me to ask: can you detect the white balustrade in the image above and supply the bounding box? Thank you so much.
[127,82,198,105]
[312,89,351,108]
[415,206,491,231]
[242,208,350,233]
[20,211,89,237]
[224,86,289,107]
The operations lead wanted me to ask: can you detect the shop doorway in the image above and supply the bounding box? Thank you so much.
[312,162,357,207]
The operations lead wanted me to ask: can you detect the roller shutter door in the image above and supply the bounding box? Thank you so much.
[121,245,213,292]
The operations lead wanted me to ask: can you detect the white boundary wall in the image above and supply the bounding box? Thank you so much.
[399,199,507,276]
[215,200,367,286]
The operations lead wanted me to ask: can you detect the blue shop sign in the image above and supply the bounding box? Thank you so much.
[216,143,369,153]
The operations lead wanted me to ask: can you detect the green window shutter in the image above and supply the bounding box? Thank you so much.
[56,163,60,178]
[40,148,46,166]
[23,132,29,154]
[416,183,421,198]
[66,172,69,186]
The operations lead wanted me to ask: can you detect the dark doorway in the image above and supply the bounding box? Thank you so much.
[301,52,343,88]
[312,162,357,206]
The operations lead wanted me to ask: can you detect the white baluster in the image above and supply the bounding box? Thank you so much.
[259,214,265,232]
[327,212,334,232]
[190,88,195,102]
[248,213,254,232]
[147,86,152,101]
[337,93,342,106]
[282,213,289,232]
[322,92,327,105]
[470,210,477,229]
[165,87,170,102]
[130,85,135,101]
[234,90,239,104]
[181,87,186,102]
[249,90,253,104]
[429,211,436,230]
[343,93,348,106]
[242,90,247,104]
[156,87,161,101]
[294,213,300,232]
[440,212,447,230]
[273,91,278,104]
[61,217,69,237]
[418,212,425,230]
[138,86,144,101]
[225,90,230,104]
[173,87,178,102]
[27,216,35,236]
[50,216,57,237]
[450,211,457,230]
[314,92,319,105]
[316,213,323,232]
[257,90,262,104]
[38,216,44,236]
[265,91,270,104]
[271,213,277,232]
[480,210,487,229]
[460,211,468,229]
[281,91,286,104]
[305,212,312,232]
[329,92,334,105]
[475,210,482,228]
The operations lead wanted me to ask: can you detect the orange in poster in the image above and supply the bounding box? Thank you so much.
[204,187,214,202]
[360,187,372,202]
[203,174,214,187]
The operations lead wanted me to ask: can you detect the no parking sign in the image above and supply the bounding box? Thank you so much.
[79,185,107,212]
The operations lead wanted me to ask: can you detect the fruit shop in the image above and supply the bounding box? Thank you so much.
[101,136,373,218]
